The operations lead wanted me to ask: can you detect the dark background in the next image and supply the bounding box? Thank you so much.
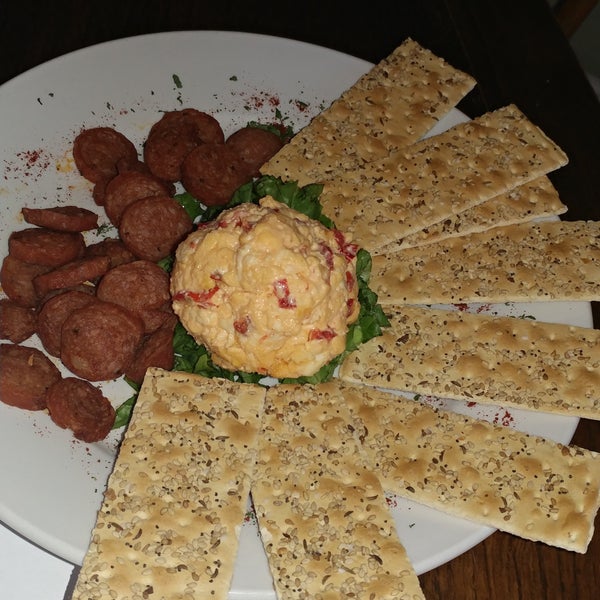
[2,0,598,219]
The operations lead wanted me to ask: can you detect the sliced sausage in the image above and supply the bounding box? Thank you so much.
[72,127,138,184]
[103,170,172,226]
[226,126,284,177]
[37,289,98,357]
[0,343,62,410]
[33,255,111,298]
[46,377,115,442]
[181,143,251,206]
[8,228,85,267]
[119,195,193,262]
[137,304,176,334]
[92,175,111,206]
[0,299,38,343]
[61,300,144,381]
[143,108,225,182]
[147,108,225,145]
[116,157,177,196]
[124,314,177,385]
[21,206,99,232]
[38,283,97,307]
[0,255,53,308]
[84,237,137,269]
[96,260,171,331]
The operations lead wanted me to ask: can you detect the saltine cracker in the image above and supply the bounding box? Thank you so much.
[261,37,476,186]
[370,220,600,304]
[339,304,600,419]
[252,382,426,600]
[72,368,266,600]
[338,379,600,553]
[319,104,568,253]
[383,175,567,252]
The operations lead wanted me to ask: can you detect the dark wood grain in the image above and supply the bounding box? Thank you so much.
[1,1,599,599]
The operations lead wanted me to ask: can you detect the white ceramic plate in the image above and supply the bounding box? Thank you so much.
[0,31,592,597]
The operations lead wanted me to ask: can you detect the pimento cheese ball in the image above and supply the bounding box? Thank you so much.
[170,196,360,378]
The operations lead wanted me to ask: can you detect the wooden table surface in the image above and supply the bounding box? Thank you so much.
[1,1,599,599]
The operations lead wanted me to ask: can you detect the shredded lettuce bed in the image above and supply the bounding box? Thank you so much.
[113,175,389,428]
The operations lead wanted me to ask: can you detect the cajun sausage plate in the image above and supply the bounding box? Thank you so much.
[0,31,592,597]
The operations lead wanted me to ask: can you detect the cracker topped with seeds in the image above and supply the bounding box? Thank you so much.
[72,368,266,600]
[370,220,600,304]
[318,104,568,253]
[383,175,567,252]
[336,379,600,553]
[252,382,425,600]
[261,37,476,186]
[339,304,600,419]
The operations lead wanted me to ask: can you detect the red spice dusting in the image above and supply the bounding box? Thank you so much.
[493,409,514,427]
[308,328,336,341]
[454,303,469,312]
[242,90,281,111]
[385,494,398,508]
[4,147,51,182]
[273,278,296,309]
[466,401,477,408]
[173,286,219,308]
[293,99,309,112]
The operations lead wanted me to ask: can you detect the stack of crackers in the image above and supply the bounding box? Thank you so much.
[71,39,600,599]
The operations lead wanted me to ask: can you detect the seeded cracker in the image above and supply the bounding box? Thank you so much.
[261,38,476,186]
[336,379,600,553]
[339,304,600,419]
[252,383,425,600]
[384,175,567,252]
[319,104,568,254]
[72,368,266,600]
[370,220,600,304]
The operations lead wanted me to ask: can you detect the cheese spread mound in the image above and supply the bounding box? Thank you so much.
[170,196,360,378]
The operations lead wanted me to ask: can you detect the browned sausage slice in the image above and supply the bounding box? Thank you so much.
[103,170,172,226]
[116,157,177,195]
[226,126,284,177]
[137,304,175,334]
[73,127,138,184]
[8,228,85,267]
[0,299,38,343]
[61,300,144,381]
[22,206,99,232]
[124,314,177,385]
[118,196,193,262]
[33,255,111,298]
[0,255,53,308]
[37,289,98,357]
[84,237,137,269]
[143,108,225,182]
[96,260,171,331]
[46,377,115,442]
[0,343,62,410]
[181,143,251,206]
